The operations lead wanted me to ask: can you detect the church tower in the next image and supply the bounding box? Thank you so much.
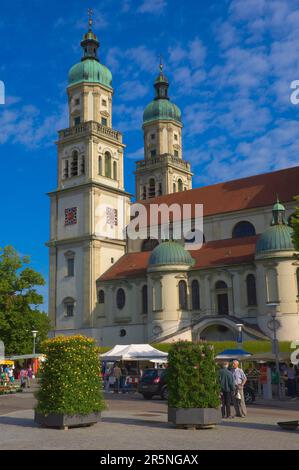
[47,16,130,337]
[135,62,192,200]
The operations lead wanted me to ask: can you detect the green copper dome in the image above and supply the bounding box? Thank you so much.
[68,19,112,89]
[143,100,181,124]
[256,199,295,255]
[143,64,181,125]
[148,241,194,267]
[68,60,112,89]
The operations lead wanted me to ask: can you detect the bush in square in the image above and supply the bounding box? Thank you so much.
[36,335,105,417]
[168,341,220,409]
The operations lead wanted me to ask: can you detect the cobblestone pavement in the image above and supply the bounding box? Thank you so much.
[1,392,299,450]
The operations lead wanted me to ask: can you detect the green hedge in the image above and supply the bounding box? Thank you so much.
[36,335,106,415]
[167,341,220,409]
[153,341,292,355]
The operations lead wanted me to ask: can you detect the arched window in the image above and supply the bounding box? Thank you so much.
[113,161,117,180]
[215,280,229,315]
[148,178,156,198]
[116,288,125,309]
[232,221,256,238]
[178,179,183,192]
[173,183,176,193]
[98,290,105,304]
[142,285,148,314]
[71,151,78,177]
[63,297,75,317]
[246,274,257,306]
[98,155,102,175]
[141,238,159,252]
[178,280,188,310]
[191,279,200,310]
[105,151,112,178]
[80,155,85,175]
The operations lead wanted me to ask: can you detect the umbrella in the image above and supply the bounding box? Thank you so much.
[216,348,252,360]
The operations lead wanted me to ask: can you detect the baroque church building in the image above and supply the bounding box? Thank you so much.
[47,22,299,346]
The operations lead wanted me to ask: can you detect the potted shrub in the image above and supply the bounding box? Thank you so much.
[167,341,221,429]
[35,335,105,429]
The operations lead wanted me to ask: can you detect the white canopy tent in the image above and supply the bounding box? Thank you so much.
[100,344,168,362]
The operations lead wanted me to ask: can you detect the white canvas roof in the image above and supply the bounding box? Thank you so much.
[100,344,168,362]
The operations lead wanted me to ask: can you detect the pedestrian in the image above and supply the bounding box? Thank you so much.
[286,363,296,398]
[7,366,14,384]
[113,363,122,393]
[120,365,128,392]
[219,361,234,418]
[232,360,247,417]
[20,368,27,388]
[27,365,33,388]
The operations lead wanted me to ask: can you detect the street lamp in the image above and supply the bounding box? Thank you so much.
[236,323,243,347]
[32,330,38,355]
[267,302,281,399]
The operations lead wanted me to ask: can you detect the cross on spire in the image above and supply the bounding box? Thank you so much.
[88,8,93,29]
[159,54,163,72]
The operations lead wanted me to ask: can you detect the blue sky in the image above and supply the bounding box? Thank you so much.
[1,0,299,308]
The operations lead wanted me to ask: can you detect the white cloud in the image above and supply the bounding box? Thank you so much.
[137,0,167,14]
[126,146,144,160]
[119,80,149,101]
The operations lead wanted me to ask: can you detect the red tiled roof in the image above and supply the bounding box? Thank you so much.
[138,166,299,220]
[99,236,258,281]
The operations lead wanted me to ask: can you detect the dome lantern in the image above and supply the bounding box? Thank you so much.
[256,198,294,255]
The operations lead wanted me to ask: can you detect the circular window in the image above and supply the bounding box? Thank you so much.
[116,288,126,309]
[119,329,126,337]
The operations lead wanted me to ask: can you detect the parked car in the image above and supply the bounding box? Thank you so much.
[243,384,255,404]
[138,368,255,404]
[138,368,167,400]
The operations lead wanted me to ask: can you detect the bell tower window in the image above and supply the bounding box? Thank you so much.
[63,160,69,179]
[80,155,85,175]
[148,178,156,198]
[71,151,78,177]
[74,116,80,126]
[113,161,117,180]
[105,152,112,178]
[150,150,156,158]
[101,117,107,126]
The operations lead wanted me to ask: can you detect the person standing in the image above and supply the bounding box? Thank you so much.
[113,363,122,393]
[219,361,234,418]
[232,360,247,417]
[286,363,296,398]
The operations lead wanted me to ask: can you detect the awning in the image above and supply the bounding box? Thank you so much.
[100,344,168,362]
[0,360,14,365]
[216,348,252,360]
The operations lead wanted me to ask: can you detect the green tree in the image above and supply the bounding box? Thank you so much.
[292,196,299,255]
[0,246,50,355]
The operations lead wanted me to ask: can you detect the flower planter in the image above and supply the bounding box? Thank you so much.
[168,407,221,429]
[34,410,101,429]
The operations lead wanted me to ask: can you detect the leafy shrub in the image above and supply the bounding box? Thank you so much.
[36,335,105,415]
[167,341,220,409]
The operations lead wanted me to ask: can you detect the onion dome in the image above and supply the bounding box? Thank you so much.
[256,198,294,255]
[148,240,194,267]
[68,16,112,89]
[143,62,181,125]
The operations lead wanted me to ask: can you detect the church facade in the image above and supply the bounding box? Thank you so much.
[47,22,299,346]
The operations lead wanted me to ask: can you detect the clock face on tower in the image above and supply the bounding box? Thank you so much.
[64,207,77,225]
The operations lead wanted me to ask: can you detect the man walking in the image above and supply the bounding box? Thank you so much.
[232,360,247,417]
[219,361,234,418]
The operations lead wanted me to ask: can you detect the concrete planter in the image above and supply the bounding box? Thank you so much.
[34,410,101,429]
[168,407,221,429]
